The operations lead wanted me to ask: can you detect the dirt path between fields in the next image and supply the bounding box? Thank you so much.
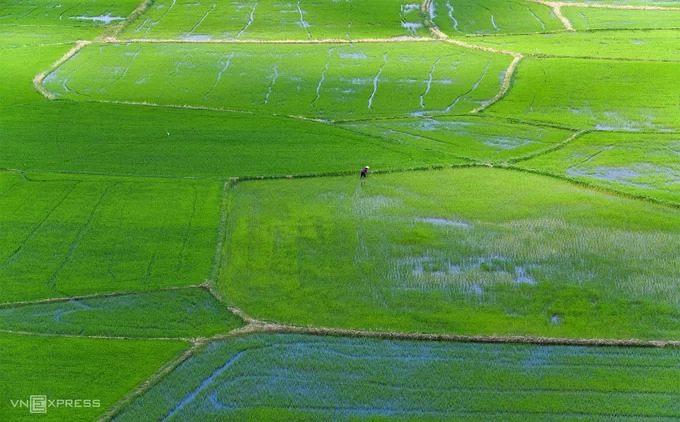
[226,307,680,348]
[33,40,91,100]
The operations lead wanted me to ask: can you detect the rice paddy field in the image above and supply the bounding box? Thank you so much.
[2,0,680,420]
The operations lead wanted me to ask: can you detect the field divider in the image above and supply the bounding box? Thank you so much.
[530,1,574,31]
[33,40,91,100]
[507,128,590,164]
[100,0,155,41]
[0,284,206,309]
[471,53,523,114]
[422,0,447,40]
[98,342,202,422]
[223,308,680,348]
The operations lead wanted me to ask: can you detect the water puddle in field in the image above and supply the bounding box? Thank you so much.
[180,34,213,41]
[567,167,653,189]
[416,217,473,228]
[551,314,562,325]
[514,266,536,285]
[397,255,539,286]
[70,14,125,24]
[483,136,535,150]
[595,124,640,131]
[631,39,646,45]
[339,52,368,60]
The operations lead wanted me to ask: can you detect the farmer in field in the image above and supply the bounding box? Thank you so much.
[360,166,370,179]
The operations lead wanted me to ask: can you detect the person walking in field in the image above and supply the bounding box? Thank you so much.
[360,166,370,178]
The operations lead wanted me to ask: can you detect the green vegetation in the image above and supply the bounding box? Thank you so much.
[487,57,680,130]
[0,102,468,178]
[115,334,680,420]
[432,0,563,35]
[0,333,188,421]
[462,30,680,61]
[42,42,511,118]
[0,288,243,338]
[0,0,140,46]
[121,0,429,40]
[220,168,680,340]
[3,0,680,419]
[564,7,680,30]
[521,131,680,204]
[0,171,220,302]
[345,116,575,162]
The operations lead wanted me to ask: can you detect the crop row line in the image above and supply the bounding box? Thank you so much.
[0,283,206,309]
[507,129,590,164]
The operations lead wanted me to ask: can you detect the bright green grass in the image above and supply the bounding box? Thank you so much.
[0,288,243,338]
[41,41,511,118]
[558,0,680,5]
[0,0,139,46]
[0,333,188,421]
[486,57,680,130]
[0,44,72,106]
[462,29,680,61]
[0,102,469,178]
[115,334,680,420]
[220,168,680,340]
[0,171,221,303]
[519,131,680,204]
[122,0,429,41]
[432,0,563,35]
[344,116,575,162]
[564,7,680,30]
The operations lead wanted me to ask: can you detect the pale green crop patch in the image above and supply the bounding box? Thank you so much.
[344,116,575,162]
[461,30,680,61]
[41,41,511,119]
[564,7,680,30]
[486,57,680,130]
[0,333,188,421]
[121,0,430,41]
[0,172,221,303]
[519,131,680,204]
[432,0,563,35]
[0,288,243,338]
[115,334,680,420]
[220,168,680,340]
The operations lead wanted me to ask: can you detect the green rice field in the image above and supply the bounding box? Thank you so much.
[115,334,680,420]
[2,0,680,419]
[121,0,431,40]
[42,42,511,118]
